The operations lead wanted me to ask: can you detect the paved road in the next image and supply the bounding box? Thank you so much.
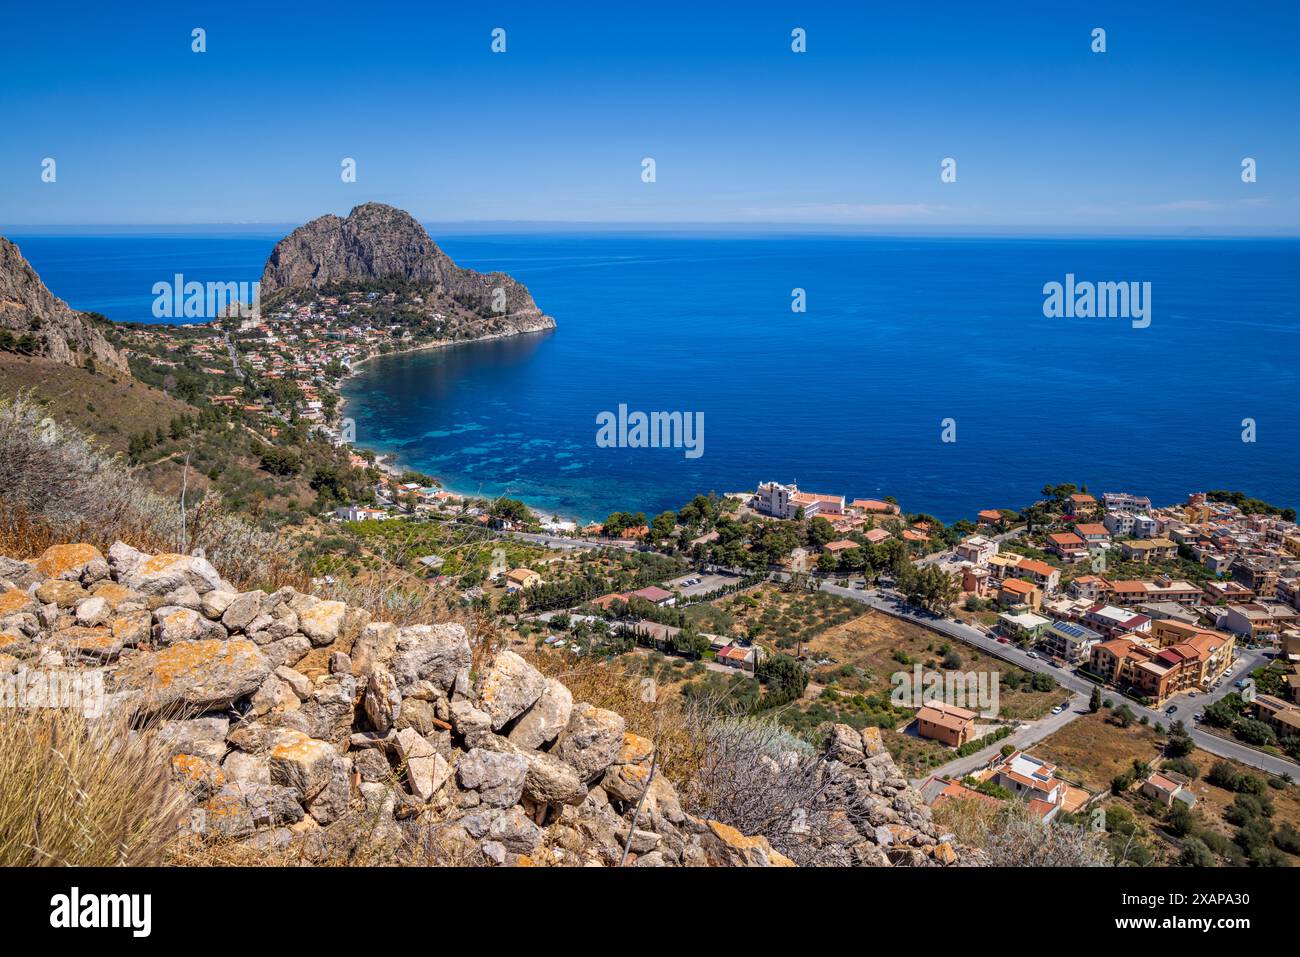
[222,331,244,380]
[804,579,1300,780]
[921,692,1087,784]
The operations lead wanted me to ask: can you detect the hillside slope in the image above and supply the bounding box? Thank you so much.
[0,352,194,455]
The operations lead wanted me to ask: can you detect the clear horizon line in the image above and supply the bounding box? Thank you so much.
[4,220,1299,239]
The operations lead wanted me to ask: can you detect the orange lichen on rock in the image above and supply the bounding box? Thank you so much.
[34,543,104,580]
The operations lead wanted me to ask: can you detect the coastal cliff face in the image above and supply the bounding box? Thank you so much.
[261,203,555,339]
[0,238,129,373]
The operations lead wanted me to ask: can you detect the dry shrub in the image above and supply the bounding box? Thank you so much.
[527,652,709,788]
[0,500,62,560]
[931,793,1003,848]
[0,703,190,866]
[0,393,284,589]
[677,716,849,866]
[969,800,1111,866]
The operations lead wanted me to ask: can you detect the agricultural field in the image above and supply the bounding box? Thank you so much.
[801,609,1065,722]
[710,585,863,650]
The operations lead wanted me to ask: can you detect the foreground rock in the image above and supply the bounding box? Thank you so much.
[0,540,978,868]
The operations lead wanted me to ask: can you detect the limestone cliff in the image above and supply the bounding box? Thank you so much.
[0,237,129,373]
[260,203,554,340]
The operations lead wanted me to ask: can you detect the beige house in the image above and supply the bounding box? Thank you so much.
[504,568,542,592]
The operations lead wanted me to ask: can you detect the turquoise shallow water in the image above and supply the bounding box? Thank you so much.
[11,232,1300,523]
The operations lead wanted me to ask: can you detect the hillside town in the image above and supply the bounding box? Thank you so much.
[68,302,1300,867]
[300,463,1300,863]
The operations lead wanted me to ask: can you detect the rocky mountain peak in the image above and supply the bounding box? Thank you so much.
[259,203,554,337]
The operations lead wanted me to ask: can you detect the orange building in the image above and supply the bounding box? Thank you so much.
[915,701,978,747]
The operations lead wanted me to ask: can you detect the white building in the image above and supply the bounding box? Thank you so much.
[1132,514,1159,538]
[1104,511,1135,536]
[955,535,999,567]
[334,505,389,522]
[753,481,800,519]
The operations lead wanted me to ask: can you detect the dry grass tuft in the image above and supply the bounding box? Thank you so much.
[0,704,191,866]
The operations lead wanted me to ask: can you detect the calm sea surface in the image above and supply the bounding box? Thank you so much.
[10,232,1299,522]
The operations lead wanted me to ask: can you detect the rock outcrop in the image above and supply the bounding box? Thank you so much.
[259,203,554,340]
[0,541,978,868]
[0,237,129,373]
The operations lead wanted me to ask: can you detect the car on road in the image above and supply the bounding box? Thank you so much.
[1224,669,1234,678]
[1051,705,1065,715]
[1026,651,1039,659]
[996,636,1009,644]
[1188,691,1198,698]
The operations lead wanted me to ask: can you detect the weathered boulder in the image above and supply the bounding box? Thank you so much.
[507,677,573,749]
[74,595,110,627]
[457,748,529,807]
[0,587,37,620]
[268,730,339,802]
[389,623,471,693]
[110,543,228,595]
[221,591,266,632]
[395,727,451,801]
[295,598,348,646]
[154,606,227,644]
[350,621,398,679]
[522,748,586,806]
[113,638,271,712]
[33,543,105,582]
[487,806,544,854]
[476,649,546,731]
[35,579,88,608]
[555,703,625,782]
[601,732,655,802]
[363,665,401,733]
[51,625,125,662]
[701,820,796,868]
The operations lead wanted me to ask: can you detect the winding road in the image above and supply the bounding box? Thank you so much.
[808,579,1298,780]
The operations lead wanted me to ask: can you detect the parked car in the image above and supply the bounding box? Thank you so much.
[1026,651,1039,659]
[1051,705,1065,715]
[996,636,1010,644]
[1166,705,1178,715]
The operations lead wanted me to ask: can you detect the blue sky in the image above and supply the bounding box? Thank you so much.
[2,1,1297,231]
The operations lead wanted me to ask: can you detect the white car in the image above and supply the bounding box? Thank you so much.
[1026,651,1039,659]
[1051,705,1065,715]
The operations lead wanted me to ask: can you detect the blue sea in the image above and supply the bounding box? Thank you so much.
[8,231,1299,523]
